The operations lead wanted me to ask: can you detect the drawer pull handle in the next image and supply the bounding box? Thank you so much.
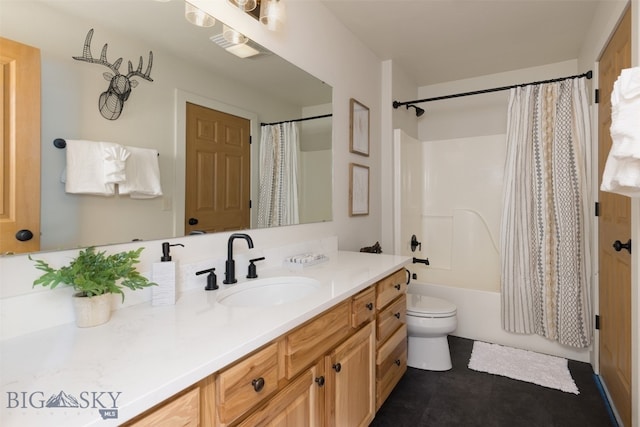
[394,312,401,319]
[366,302,374,311]
[315,376,325,387]
[395,359,401,366]
[394,284,401,291]
[333,363,342,373]
[252,377,265,392]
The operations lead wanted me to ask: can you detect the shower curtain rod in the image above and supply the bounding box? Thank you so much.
[261,113,332,127]
[392,70,592,108]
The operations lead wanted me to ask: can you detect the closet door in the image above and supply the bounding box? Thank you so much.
[0,37,41,254]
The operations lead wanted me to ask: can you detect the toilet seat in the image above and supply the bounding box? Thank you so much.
[407,294,457,318]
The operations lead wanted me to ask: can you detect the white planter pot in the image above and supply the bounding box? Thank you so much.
[72,293,112,328]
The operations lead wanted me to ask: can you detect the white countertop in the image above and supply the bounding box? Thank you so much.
[0,251,409,427]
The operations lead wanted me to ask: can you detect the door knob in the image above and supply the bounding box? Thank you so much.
[188,217,198,225]
[612,239,631,254]
[15,229,34,241]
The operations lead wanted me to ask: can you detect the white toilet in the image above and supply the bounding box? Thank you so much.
[406,292,458,371]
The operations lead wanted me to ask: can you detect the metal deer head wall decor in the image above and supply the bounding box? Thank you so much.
[73,29,153,120]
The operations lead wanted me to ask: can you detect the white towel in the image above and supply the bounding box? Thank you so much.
[63,140,121,195]
[117,146,163,199]
[103,145,130,184]
[601,67,640,197]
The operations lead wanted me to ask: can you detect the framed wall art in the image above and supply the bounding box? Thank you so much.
[349,163,369,216]
[349,98,369,156]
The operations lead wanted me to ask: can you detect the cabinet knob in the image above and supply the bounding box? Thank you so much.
[395,359,401,366]
[315,376,325,387]
[394,284,401,291]
[394,312,401,319]
[252,377,265,392]
[332,363,342,373]
[366,302,374,311]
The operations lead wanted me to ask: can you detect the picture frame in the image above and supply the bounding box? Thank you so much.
[349,98,370,156]
[349,163,369,216]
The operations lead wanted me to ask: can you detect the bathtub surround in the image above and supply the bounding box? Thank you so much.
[501,77,593,348]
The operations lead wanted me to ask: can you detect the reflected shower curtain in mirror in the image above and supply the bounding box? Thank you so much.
[257,122,300,227]
[500,77,593,348]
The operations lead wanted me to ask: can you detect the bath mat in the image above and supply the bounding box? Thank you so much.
[468,341,579,394]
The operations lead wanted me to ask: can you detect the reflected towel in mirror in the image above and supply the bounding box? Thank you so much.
[117,146,163,198]
[62,140,124,195]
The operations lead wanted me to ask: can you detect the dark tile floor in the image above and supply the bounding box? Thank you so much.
[371,336,615,427]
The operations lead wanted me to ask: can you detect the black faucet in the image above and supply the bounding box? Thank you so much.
[223,233,254,284]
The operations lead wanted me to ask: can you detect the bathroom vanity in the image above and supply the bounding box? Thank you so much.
[0,251,409,426]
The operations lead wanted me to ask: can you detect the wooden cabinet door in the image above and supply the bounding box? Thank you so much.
[325,322,375,427]
[236,361,324,427]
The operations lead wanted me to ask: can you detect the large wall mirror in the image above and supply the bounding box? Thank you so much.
[1,0,333,255]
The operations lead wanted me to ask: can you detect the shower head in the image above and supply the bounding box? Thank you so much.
[406,104,425,117]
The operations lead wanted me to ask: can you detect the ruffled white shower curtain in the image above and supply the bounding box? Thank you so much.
[500,78,593,348]
[257,122,300,228]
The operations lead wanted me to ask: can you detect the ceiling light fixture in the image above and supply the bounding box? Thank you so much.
[185,2,216,27]
[227,0,258,12]
[223,25,249,45]
[259,0,286,31]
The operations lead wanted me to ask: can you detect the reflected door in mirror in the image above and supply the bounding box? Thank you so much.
[185,103,250,234]
[0,38,40,254]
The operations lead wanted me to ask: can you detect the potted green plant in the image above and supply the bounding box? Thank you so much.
[30,246,156,327]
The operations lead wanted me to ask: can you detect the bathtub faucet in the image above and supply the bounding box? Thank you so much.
[413,257,429,266]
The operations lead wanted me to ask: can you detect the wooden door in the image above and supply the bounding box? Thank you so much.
[598,7,632,426]
[325,322,375,427]
[0,37,41,254]
[185,102,250,234]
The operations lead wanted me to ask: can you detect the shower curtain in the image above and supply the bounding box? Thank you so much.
[500,77,593,348]
[257,122,300,228]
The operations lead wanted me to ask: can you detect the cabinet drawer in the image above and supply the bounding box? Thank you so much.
[124,387,200,427]
[376,269,407,309]
[351,286,376,328]
[285,300,351,379]
[216,342,280,425]
[376,325,407,410]
[376,294,406,344]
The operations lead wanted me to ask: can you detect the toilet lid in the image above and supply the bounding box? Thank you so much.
[406,294,457,318]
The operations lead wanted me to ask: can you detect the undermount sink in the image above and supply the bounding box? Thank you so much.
[217,276,322,307]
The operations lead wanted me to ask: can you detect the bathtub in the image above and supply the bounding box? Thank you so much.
[407,281,592,363]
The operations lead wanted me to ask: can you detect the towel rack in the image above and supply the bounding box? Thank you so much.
[53,139,159,156]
